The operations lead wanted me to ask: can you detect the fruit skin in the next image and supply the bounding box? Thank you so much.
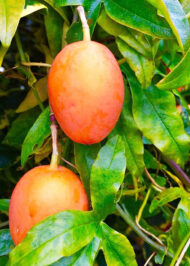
[9,165,88,245]
[48,41,124,144]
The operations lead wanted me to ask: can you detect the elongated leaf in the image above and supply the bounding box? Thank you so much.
[21,107,51,166]
[0,229,14,256]
[147,0,190,52]
[157,48,190,90]
[149,187,183,213]
[54,0,83,6]
[172,196,190,256]
[74,143,100,200]
[113,82,144,177]
[98,8,152,59]
[117,38,155,88]
[21,3,46,17]
[101,223,137,266]
[102,0,173,38]
[45,7,63,57]
[3,108,41,148]
[52,237,101,266]
[0,0,25,47]
[0,199,10,215]
[90,136,126,219]
[123,63,190,166]
[9,211,98,266]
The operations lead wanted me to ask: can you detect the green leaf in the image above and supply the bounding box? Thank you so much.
[123,63,190,166]
[9,211,99,266]
[172,195,190,256]
[0,229,14,256]
[0,199,10,215]
[113,82,144,177]
[98,8,152,59]
[157,48,190,90]
[54,0,83,6]
[90,136,126,219]
[0,256,9,265]
[74,143,100,200]
[44,7,63,57]
[100,222,137,266]
[52,237,101,266]
[147,0,190,52]
[144,150,160,170]
[66,22,83,43]
[0,46,8,67]
[21,107,51,166]
[117,38,155,88]
[3,108,41,148]
[102,0,173,38]
[0,0,25,47]
[149,187,183,213]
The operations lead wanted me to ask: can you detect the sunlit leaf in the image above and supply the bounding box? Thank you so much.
[157,48,190,90]
[122,63,190,166]
[101,222,137,266]
[102,0,173,38]
[117,38,155,88]
[0,0,25,47]
[90,136,126,219]
[52,237,101,266]
[147,0,190,52]
[9,211,99,266]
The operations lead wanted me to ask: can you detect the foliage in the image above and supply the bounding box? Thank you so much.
[0,0,190,265]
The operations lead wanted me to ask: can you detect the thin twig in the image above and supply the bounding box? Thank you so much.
[175,237,190,266]
[116,204,172,258]
[135,217,164,246]
[136,187,151,223]
[163,157,190,189]
[60,157,77,170]
[21,62,51,68]
[144,251,156,266]
[0,221,9,228]
[144,168,166,191]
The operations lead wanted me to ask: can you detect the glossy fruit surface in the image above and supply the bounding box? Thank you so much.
[9,165,88,245]
[48,41,124,144]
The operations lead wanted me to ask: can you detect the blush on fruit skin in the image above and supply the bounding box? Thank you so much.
[9,165,88,246]
[48,41,124,145]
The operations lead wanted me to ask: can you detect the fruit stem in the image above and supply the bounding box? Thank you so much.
[77,6,90,41]
[50,108,59,169]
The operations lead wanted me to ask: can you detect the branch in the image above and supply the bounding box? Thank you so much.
[116,204,173,258]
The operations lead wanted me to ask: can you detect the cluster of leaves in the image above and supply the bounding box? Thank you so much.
[1,0,190,265]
